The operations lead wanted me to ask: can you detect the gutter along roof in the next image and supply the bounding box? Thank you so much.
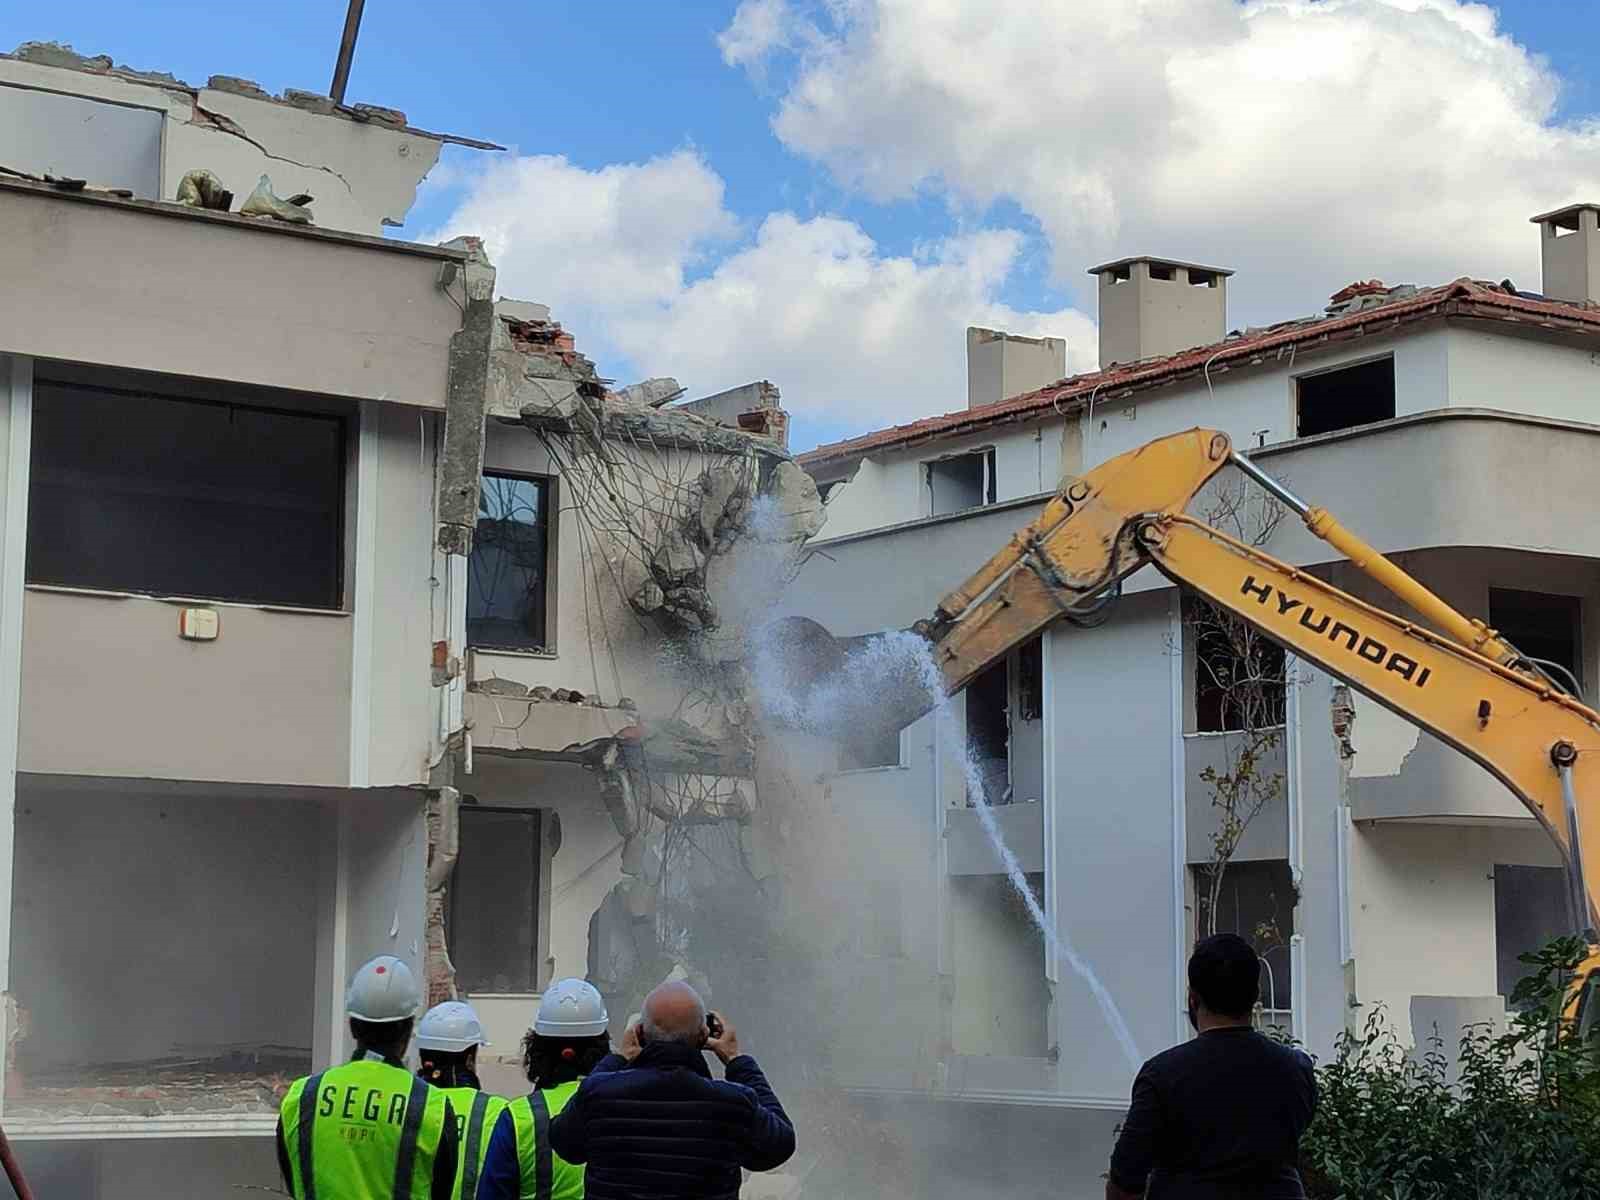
[799,279,1600,469]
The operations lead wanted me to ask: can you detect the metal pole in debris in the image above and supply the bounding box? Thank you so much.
[329,0,367,106]
[0,1122,35,1200]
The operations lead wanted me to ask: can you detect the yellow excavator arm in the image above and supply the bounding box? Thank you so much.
[913,427,1600,1013]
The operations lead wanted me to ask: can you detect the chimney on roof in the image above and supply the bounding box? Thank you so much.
[1532,204,1600,304]
[1088,256,1232,368]
[966,327,1066,409]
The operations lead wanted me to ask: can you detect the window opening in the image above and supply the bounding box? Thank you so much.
[28,373,345,608]
[1296,356,1395,438]
[1494,863,1571,1007]
[450,806,541,993]
[1187,595,1287,733]
[468,473,553,650]
[1195,858,1295,1011]
[1490,588,1583,698]
[966,660,1010,805]
[926,449,996,516]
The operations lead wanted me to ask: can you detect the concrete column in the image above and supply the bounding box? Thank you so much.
[0,356,31,1111]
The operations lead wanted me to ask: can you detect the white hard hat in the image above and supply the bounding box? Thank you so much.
[416,1001,490,1053]
[346,956,421,1023]
[534,978,609,1038]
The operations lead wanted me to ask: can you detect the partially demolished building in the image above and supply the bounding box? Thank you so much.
[0,41,818,1197]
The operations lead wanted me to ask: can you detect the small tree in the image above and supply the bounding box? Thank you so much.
[1186,478,1290,940]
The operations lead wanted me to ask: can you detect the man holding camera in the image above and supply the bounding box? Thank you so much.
[548,980,796,1199]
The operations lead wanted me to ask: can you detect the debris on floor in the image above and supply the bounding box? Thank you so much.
[238,174,313,224]
[175,168,233,211]
[8,1048,307,1120]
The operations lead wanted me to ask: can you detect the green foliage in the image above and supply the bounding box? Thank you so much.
[1301,937,1600,1199]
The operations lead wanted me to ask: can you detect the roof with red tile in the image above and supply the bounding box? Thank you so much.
[798,279,1600,470]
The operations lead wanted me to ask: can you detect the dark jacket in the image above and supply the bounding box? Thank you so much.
[548,1041,796,1199]
[1109,1026,1317,1199]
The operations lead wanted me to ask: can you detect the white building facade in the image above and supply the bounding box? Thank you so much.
[784,216,1600,1110]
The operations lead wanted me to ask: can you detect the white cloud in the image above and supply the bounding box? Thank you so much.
[732,0,1600,318]
[425,151,1091,436]
[610,215,1094,425]
[717,0,800,70]
[424,150,736,315]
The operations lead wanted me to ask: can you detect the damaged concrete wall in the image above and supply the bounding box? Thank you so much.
[0,43,452,235]
[1346,821,1560,1046]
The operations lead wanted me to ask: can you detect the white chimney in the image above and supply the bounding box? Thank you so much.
[1088,256,1232,368]
[1532,204,1600,304]
[966,327,1067,409]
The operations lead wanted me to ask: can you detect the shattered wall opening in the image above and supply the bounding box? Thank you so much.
[8,780,318,1124]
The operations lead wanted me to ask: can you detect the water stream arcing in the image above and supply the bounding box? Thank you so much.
[754,627,1142,1071]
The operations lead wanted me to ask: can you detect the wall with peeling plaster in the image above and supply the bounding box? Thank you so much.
[1347,822,1560,1046]
[0,54,444,235]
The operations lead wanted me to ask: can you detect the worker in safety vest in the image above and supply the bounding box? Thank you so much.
[476,979,613,1200]
[277,956,460,1200]
[416,999,507,1200]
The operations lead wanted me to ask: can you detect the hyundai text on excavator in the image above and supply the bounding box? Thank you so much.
[784,427,1600,1028]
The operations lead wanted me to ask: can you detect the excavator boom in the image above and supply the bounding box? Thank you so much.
[914,427,1600,943]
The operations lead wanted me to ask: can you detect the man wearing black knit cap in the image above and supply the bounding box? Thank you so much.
[1106,933,1317,1200]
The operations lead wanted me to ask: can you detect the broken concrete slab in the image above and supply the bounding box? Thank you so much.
[206,74,268,98]
[615,377,684,409]
[496,298,553,325]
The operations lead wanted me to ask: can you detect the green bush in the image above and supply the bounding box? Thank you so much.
[1301,937,1600,1200]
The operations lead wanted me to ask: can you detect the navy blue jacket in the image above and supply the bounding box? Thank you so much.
[547,1041,796,1199]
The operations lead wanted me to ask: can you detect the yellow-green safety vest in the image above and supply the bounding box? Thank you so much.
[437,1085,509,1200]
[507,1079,584,1200]
[280,1057,452,1200]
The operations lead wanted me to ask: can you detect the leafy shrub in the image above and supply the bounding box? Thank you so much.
[1301,937,1600,1199]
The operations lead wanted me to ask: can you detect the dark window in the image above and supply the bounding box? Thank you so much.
[1494,863,1570,1006]
[1149,263,1176,282]
[1490,588,1583,697]
[926,449,996,516]
[1187,595,1287,733]
[967,660,1010,804]
[450,807,541,993]
[1296,356,1395,438]
[1196,858,1295,1009]
[1017,637,1043,721]
[469,473,552,651]
[839,726,901,771]
[28,376,344,608]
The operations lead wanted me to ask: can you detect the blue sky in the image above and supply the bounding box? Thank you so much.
[4,2,1599,451]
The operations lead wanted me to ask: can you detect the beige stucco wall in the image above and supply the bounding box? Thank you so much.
[0,184,462,410]
[18,590,351,785]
